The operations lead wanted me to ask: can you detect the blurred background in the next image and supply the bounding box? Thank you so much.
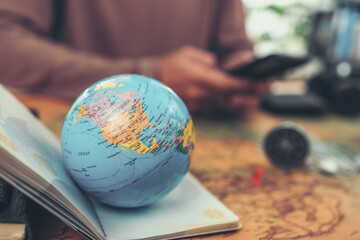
[244,0,360,116]
[243,0,334,56]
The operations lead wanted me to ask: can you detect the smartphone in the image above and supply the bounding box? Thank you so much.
[228,54,309,81]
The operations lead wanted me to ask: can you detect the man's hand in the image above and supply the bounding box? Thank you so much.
[159,46,267,114]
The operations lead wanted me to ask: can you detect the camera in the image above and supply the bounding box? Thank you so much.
[308,0,360,115]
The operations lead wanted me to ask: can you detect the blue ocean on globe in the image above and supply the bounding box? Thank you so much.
[61,74,195,207]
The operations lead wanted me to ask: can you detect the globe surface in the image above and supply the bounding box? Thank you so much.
[61,74,194,207]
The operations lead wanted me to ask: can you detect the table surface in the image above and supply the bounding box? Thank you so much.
[17,93,360,240]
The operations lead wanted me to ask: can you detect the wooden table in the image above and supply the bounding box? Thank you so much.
[17,93,360,240]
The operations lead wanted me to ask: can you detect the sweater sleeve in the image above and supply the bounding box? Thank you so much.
[0,0,159,100]
[215,0,254,70]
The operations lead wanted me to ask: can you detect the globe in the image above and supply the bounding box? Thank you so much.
[61,74,195,208]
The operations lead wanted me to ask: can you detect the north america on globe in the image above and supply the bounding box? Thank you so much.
[61,74,195,207]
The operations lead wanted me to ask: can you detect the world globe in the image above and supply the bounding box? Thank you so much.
[61,74,195,207]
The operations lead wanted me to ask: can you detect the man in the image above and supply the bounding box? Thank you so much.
[0,0,265,113]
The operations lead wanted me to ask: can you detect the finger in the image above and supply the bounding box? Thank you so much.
[225,94,260,112]
[195,68,252,92]
[183,46,217,66]
[222,50,255,70]
[180,86,214,113]
[186,86,213,101]
[233,80,270,94]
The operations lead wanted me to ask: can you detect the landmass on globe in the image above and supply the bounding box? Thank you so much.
[61,74,195,207]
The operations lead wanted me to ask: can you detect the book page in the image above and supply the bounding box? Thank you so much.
[0,223,25,240]
[94,173,241,240]
[0,85,103,239]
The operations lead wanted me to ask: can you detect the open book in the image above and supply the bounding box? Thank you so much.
[0,84,241,240]
[0,224,25,240]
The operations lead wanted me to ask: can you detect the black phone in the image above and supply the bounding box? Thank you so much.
[228,54,309,81]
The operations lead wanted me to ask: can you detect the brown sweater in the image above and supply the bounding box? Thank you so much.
[0,0,251,99]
